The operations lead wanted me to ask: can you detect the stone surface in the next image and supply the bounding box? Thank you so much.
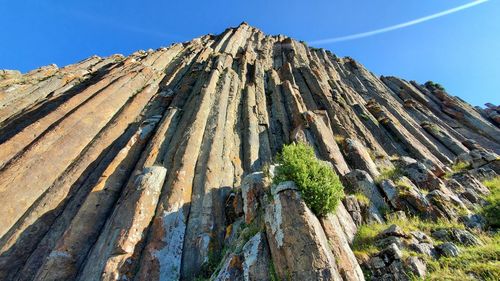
[436,242,461,257]
[242,233,272,281]
[264,182,342,281]
[345,169,387,222]
[405,256,427,278]
[0,23,498,281]
[241,172,266,224]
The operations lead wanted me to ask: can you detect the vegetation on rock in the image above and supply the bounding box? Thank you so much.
[274,142,344,216]
[353,216,500,280]
[425,81,446,91]
[481,176,500,229]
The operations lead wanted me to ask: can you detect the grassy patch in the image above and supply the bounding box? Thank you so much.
[353,217,499,280]
[354,192,370,205]
[425,232,500,281]
[274,142,344,216]
[483,176,500,190]
[444,161,471,178]
[481,176,500,229]
[375,166,404,184]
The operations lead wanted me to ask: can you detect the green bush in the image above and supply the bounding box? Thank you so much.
[424,81,445,91]
[273,142,344,216]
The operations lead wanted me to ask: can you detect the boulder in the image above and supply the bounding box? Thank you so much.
[405,256,427,278]
[436,242,460,257]
[369,243,408,281]
[378,224,410,239]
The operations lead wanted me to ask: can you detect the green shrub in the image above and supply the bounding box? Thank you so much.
[424,81,445,91]
[274,142,344,216]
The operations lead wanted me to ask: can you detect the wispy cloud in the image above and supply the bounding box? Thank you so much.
[309,0,489,45]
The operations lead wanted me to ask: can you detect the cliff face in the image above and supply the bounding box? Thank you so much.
[0,23,498,281]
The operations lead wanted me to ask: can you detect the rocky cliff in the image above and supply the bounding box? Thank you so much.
[0,23,498,281]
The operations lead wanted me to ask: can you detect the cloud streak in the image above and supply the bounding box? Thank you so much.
[309,0,489,45]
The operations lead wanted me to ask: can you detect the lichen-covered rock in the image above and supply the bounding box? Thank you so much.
[402,161,445,191]
[264,181,342,281]
[242,233,272,281]
[241,172,266,224]
[431,229,481,246]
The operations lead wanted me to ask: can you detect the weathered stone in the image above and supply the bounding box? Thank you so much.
[264,182,342,281]
[343,195,365,226]
[242,233,272,281]
[345,169,387,222]
[436,242,460,257]
[77,166,167,281]
[321,214,365,281]
[403,161,445,191]
[432,229,481,246]
[409,242,437,258]
[405,256,427,278]
[225,192,244,224]
[378,224,410,239]
[376,236,404,249]
[450,229,482,246]
[343,138,380,178]
[410,231,432,244]
[241,172,266,224]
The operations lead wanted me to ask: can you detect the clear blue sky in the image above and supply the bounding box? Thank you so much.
[1,0,499,106]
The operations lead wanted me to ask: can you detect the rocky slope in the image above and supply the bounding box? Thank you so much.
[0,23,498,281]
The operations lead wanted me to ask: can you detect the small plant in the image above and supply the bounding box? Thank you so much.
[262,162,271,179]
[451,161,471,173]
[375,166,404,184]
[354,192,370,205]
[333,134,345,145]
[443,161,471,179]
[274,142,344,216]
[268,259,279,281]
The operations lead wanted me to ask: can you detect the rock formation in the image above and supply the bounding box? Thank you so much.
[0,23,498,280]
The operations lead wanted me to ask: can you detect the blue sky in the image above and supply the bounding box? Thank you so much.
[1,0,499,106]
